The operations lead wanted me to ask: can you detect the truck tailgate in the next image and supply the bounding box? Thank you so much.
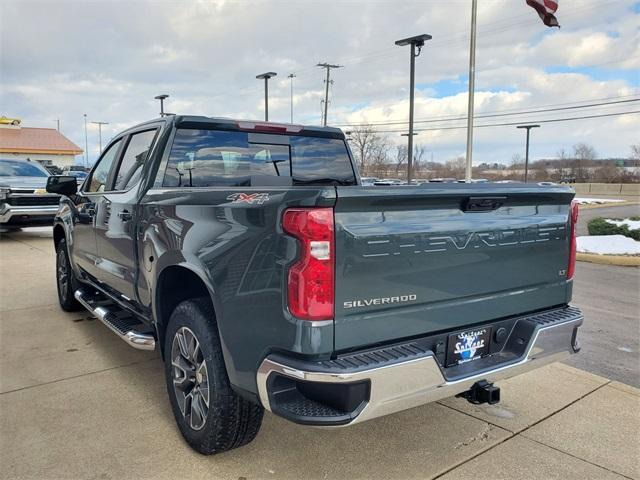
[333,183,575,351]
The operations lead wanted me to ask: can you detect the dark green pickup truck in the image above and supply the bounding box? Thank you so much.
[47,115,582,454]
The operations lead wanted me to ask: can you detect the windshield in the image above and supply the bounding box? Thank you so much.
[0,159,49,177]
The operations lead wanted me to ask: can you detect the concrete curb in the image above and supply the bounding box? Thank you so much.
[576,252,640,266]
[577,201,639,211]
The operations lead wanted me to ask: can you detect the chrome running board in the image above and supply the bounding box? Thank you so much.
[74,289,156,351]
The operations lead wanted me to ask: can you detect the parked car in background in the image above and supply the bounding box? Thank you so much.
[429,178,458,183]
[44,165,63,175]
[0,158,59,231]
[374,178,403,185]
[66,170,88,184]
[47,115,582,455]
[360,176,379,186]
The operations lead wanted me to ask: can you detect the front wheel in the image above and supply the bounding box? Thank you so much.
[55,238,82,311]
[164,297,264,455]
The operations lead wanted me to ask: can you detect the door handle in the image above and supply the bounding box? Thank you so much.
[118,210,132,221]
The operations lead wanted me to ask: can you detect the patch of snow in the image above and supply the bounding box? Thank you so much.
[577,235,640,255]
[606,218,640,231]
[574,197,626,205]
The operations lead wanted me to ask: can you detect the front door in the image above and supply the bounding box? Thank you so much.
[94,128,159,306]
[70,138,123,278]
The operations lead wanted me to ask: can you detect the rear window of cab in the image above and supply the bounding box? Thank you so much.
[162,129,356,187]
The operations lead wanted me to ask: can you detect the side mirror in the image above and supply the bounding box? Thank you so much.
[46,176,78,196]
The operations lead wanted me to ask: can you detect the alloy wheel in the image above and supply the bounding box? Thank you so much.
[171,326,210,431]
[57,248,69,300]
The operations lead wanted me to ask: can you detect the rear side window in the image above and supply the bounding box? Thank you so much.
[162,128,356,187]
[114,129,157,190]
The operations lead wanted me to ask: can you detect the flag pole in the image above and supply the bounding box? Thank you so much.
[464,0,478,183]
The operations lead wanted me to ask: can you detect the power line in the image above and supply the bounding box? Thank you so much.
[335,98,640,127]
[368,110,640,134]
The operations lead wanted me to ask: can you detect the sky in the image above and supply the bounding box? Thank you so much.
[1,0,639,166]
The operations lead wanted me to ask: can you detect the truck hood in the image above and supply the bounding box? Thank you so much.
[0,176,49,190]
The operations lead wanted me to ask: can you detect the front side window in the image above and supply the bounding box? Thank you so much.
[87,139,122,192]
[113,129,158,190]
[162,129,356,187]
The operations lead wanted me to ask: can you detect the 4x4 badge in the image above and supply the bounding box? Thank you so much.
[226,193,270,205]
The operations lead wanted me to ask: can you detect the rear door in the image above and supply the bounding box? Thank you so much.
[332,184,574,351]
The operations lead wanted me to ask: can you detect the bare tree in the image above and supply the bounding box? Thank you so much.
[594,163,621,183]
[368,135,392,178]
[348,125,379,172]
[510,153,524,168]
[573,143,597,181]
[394,145,408,178]
[630,144,640,161]
[413,144,427,175]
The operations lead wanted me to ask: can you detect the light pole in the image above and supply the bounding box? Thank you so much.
[91,121,109,154]
[154,94,169,117]
[464,0,478,183]
[288,73,296,123]
[256,72,277,121]
[317,63,342,126]
[83,114,89,167]
[395,34,432,184]
[517,124,540,183]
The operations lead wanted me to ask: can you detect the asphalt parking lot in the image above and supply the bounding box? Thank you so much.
[1,228,639,479]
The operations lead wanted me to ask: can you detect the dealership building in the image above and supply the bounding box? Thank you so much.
[0,118,83,168]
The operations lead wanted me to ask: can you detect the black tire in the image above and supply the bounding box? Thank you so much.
[164,297,264,455]
[55,238,82,311]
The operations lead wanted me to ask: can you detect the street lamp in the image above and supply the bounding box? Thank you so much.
[154,94,169,117]
[288,73,296,123]
[256,72,277,121]
[516,124,540,183]
[395,34,432,184]
[91,121,109,154]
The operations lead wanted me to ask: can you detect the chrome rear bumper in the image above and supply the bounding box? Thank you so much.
[257,307,582,426]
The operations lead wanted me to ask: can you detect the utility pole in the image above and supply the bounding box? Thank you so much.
[288,73,296,123]
[256,72,277,121]
[317,63,342,126]
[154,94,169,117]
[395,34,432,184]
[517,124,540,183]
[55,119,60,132]
[83,114,89,167]
[465,0,478,183]
[91,121,109,154]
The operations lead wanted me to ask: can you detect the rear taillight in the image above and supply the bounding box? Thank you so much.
[282,208,334,321]
[567,200,579,280]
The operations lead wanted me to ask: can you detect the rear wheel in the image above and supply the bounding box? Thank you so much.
[55,238,82,311]
[164,297,264,455]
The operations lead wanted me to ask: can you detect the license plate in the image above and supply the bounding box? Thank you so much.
[446,327,492,366]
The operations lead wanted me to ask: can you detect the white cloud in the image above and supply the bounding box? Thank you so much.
[0,0,638,164]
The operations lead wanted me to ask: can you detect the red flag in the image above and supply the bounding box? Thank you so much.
[526,0,560,27]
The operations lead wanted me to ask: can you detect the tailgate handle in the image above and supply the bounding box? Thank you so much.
[462,196,506,212]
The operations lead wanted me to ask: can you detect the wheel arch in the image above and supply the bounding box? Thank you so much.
[154,264,219,359]
[53,222,66,248]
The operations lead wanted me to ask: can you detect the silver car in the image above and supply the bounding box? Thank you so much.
[0,158,60,231]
